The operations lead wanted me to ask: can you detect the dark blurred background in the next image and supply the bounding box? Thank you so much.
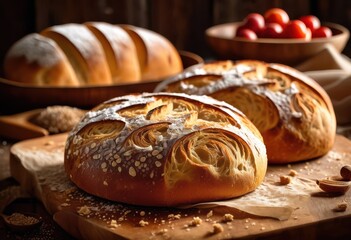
[1,0,350,76]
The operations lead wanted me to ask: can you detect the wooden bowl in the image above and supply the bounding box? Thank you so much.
[205,22,349,66]
[0,51,203,114]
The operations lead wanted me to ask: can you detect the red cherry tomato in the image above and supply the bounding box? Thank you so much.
[236,24,247,35]
[283,20,309,39]
[242,13,265,33]
[299,15,321,31]
[312,26,332,38]
[264,8,290,27]
[236,28,258,40]
[305,28,312,41]
[260,23,283,38]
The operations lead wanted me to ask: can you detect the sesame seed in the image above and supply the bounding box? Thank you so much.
[114,154,121,162]
[155,161,162,167]
[84,147,89,154]
[111,161,117,167]
[129,167,136,177]
[140,156,146,162]
[101,162,107,169]
[152,150,159,156]
[135,161,141,167]
[124,150,132,156]
[91,143,96,148]
[156,154,163,159]
[103,181,108,186]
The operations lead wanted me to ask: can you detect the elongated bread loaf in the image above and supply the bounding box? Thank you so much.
[64,93,267,206]
[155,60,337,164]
[4,23,183,86]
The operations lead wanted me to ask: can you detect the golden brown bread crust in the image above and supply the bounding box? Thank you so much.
[41,23,113,85]
[120,25,183,81]
[64,93,267,206]
[155,60,337,164]
[4,23,183,86]
[4,33,79,86]
[85,22,141,84]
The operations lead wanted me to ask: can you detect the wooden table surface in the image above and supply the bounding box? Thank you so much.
[1,127,351,239]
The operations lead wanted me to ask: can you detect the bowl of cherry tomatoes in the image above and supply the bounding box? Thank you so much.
[205,8,349,65]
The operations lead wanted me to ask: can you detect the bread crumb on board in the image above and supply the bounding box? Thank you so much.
[212,223,224,234]
[223,213,234,222]
[333,202,348,212]
[289,169,298,177]
[279,175,291,185]
[77,205,91,216]
[190,216,202,226]
[139,220,149,227]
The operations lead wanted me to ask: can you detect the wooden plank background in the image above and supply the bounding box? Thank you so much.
[0,0,350,76]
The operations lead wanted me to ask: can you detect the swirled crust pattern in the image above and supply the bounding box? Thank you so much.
[155,60,336,163]
[64,93,267,206]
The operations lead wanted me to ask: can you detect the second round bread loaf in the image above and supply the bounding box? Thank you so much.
[155,60,336,164]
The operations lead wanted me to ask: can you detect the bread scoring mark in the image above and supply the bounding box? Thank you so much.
[157,60,333,137]
[211,87,279,132]
[92,99,129,111]
[165,129,255,187]
[77,119,125,140]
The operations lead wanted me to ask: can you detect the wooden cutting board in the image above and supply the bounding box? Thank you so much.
[9,134,351,239]
[0,109,49,140]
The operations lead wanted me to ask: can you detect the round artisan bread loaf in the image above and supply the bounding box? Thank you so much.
[64,92,267,206]
[4,23,183,86]
[155,60,336,164]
